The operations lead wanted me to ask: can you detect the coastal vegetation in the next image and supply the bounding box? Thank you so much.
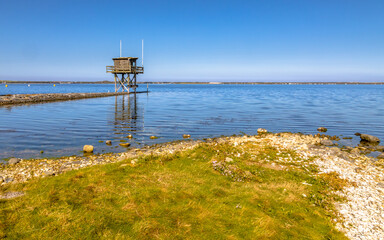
[0,134,349,239]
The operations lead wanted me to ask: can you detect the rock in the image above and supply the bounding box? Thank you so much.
[119,143,131,147]
[359,134,380,143]
[320,139,334,146]
[8,158,20,165]
[257,128,267,134]
[131,159,138,165]
[317,127,327,132]
[183,134,191,139]
[376,146,384,152]
[225,157,233,163]
[354,167,363,173]
[105,140,112,145]
[350,148,360,155]
[127,134,133,139]
[119,164,129,168]
[0,191,25,199]
[43,171,55,176]
[83,145,94,153]
[150,136,158,139]
[377,153,384,159]
[5,177,14,183]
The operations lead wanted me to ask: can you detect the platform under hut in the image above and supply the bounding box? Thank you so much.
[106,57,144,93]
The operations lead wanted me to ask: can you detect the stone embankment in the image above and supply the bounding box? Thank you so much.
[0,92,145,106]
[1,132,384,239]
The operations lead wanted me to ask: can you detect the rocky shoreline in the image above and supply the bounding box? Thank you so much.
[0,92,147,106]
[1,132,384,239]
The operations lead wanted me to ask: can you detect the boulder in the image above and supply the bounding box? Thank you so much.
[317,127,327,132]
[320,139,334,146]
[183,134,191,139]
[105,140,112,145]
[83,145,94,153]
[8,158,20,165]
[376,146,384,152]
[119,143,131,147]
[359,134,380,143]
[257,128,267,134]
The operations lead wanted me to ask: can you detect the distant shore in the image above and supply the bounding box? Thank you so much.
[1,80,384,85]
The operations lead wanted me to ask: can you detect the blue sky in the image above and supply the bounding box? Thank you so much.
[0,0,383,82]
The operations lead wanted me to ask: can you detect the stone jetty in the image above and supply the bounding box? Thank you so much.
[0,92,146,106]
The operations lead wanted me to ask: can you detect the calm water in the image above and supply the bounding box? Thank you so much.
[1,83,384,160]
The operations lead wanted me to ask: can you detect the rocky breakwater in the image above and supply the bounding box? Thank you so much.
[0,92,135,106]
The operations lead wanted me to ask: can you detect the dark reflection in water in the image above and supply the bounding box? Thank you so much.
[0,84,384,160]
[112,94,143,137]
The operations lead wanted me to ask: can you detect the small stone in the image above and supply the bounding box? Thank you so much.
[351,148,360,154]
[5,177,14,183]
[225,157,233,163]
[40,150,44,154]
[317,127,327,132]
[150,136,158,139]
[183,134,191,139]
[119,164,129,168]
[83,145,94,153]
[43,171,55,176]
[131,159,138,165]
[8,158,20,165]
[320,139,333,146]
[354,167,362,173]
[105,140,112,145]
[376,146,384,152]
[119,143,131,147]
[127,134,133,139]
[257,128,267,134]
[0,191,25,199]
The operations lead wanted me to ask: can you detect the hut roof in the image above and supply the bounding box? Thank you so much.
[112,57,138,60]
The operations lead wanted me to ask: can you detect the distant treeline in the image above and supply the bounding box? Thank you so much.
[1,80,384,85]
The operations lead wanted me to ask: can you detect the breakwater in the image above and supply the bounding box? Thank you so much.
[0,92,147,106]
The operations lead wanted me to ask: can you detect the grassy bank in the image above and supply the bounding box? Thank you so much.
[0,137,348,239]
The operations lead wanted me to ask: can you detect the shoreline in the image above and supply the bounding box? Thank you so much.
[0,91,148,106]
[2,80,384,85]
[1,132,384,239]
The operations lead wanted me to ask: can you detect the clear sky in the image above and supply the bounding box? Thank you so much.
[0,0,383,82]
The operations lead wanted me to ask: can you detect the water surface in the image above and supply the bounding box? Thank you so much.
[1,83,383,159]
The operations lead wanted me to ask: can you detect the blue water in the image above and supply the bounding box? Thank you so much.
[1,83,384,159]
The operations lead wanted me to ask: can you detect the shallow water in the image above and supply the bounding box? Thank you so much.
[0,83,383,159]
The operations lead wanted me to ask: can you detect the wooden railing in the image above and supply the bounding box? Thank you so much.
[106,66,144,74]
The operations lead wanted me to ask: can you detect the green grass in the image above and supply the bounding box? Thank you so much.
[0,141,347,239]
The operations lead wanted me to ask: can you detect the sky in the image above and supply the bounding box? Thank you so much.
[0,0,383,82]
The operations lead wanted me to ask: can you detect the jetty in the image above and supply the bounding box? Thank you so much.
[0,92,146,106]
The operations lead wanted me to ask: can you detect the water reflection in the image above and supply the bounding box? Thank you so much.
[112,94,144,138]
